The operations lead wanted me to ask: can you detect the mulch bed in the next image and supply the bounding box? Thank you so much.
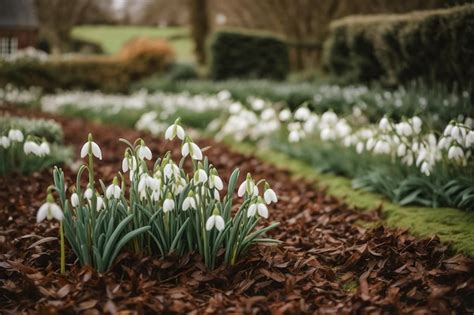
[1,107,474,314]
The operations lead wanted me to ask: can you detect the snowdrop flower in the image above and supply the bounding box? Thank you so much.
[356,142,364,154]
[247,198,269,218]
[84,187,93,200]
[411,116,422,134]
[448,146,464,162]
[23,140,40,156]
[182,192,197,211]
[264,185,278,204]
[165,120,185,140]
[8,129,24,142]
[138,141,152,160]
[466,130,474,147]
[251,99,265,111]
[238,174,254,197]
[80,133,102,160]
[194,168,208,184]
[294,107,310,121]
[71,192,79,207]
[397,143,407,157]
[206,209,225,231]
[163,194,175,213]
[163,161,180,179]
[0,136,10,148]
[288,130,301,143]
[279,109,292,122]
[420,161,431,176]
[208,169,223,190]
[39,142,50,156]
[122,153,130,172]
[138,174,160,193]
[96,196,104,211]
[213,190,221,201]
[379,117,390,132]
[181,138,203,160]
[37,193,63,222]
[106,177,122,199]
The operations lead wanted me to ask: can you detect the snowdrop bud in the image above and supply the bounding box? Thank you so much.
[165,120,185,140]
[0,136,10,148]
[37,193,63,222]
[96,196,104,211]
[71,193,79,207]
[80,134,102,160]
[8,129,24,142]
[122,154,129,173]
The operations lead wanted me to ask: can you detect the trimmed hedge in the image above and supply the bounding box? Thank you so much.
[0,39,174,93]
[210,30,289,80]
[322,4,474,90]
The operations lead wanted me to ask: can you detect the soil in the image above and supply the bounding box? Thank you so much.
[1,106,473,314]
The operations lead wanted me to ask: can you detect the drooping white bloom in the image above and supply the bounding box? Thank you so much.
[165,122,185,140]
[182,193,197,211]
[279,109,292,122]
[213,190,220,201]
[39,142,50,156]
[84,188,93,200]
[8,129,24,142]
[465,130,474,147]
[420,161,431,176]
[138,144,152,160]
[164,162,180,179]
[181,141,203,160]
[448,146,464,161]
[209,172,223,190]
[122,157,129,172]
[294,107,310,121]
[0,136,10,148]
[247,199,269,218]
[264,188,278,204]
[163,197,175,213]
[80,134,102,160]
[238,175,254,197]
[379,117,390,132]
[23,141,40,156]
[397,143,407,157]
[206,214,225,231]
[71,193,79,207]
[411,116,422,134]
[106,181,121,199]
[96,196,104,211]
[288,130,301,143]
[194,169,208,184]
[138,174,160,193]
[37,195,63,222]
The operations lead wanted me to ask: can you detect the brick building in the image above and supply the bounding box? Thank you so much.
[0,0,39,57]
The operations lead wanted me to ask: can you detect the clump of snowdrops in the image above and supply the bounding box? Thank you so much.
[0,128,56,175]
[37,120,280,273]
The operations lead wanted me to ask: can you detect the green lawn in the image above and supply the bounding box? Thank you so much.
[72,25,194,62]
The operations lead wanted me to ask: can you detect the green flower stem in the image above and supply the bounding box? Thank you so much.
[60,220,65,274]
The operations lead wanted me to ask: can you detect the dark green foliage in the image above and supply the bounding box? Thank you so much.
[210,30,289,80]
[322,4,474,92]
[164,63,199,82]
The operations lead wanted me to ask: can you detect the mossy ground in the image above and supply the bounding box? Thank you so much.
[225,140,474,257]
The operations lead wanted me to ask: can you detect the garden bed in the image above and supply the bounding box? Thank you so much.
[1,107,473,313]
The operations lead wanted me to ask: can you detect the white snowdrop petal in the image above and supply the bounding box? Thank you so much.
[165,126,173,140]
[51,204,64,221]
[176,126,185,140]
[247,204,257,218]
[215,216,225,231]
[258,203,269,218]
[181,143,190,157]
[91,142,102,160]
[238,182,246,197]
[36,203,48,222]
[80,143,89,158]
[205,215,215,231]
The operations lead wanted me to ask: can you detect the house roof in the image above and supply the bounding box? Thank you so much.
[0,0,39,28]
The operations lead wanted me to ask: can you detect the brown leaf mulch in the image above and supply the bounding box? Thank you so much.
[1,107,474,314]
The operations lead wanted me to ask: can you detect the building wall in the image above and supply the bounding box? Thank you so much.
[0,28,38,49]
